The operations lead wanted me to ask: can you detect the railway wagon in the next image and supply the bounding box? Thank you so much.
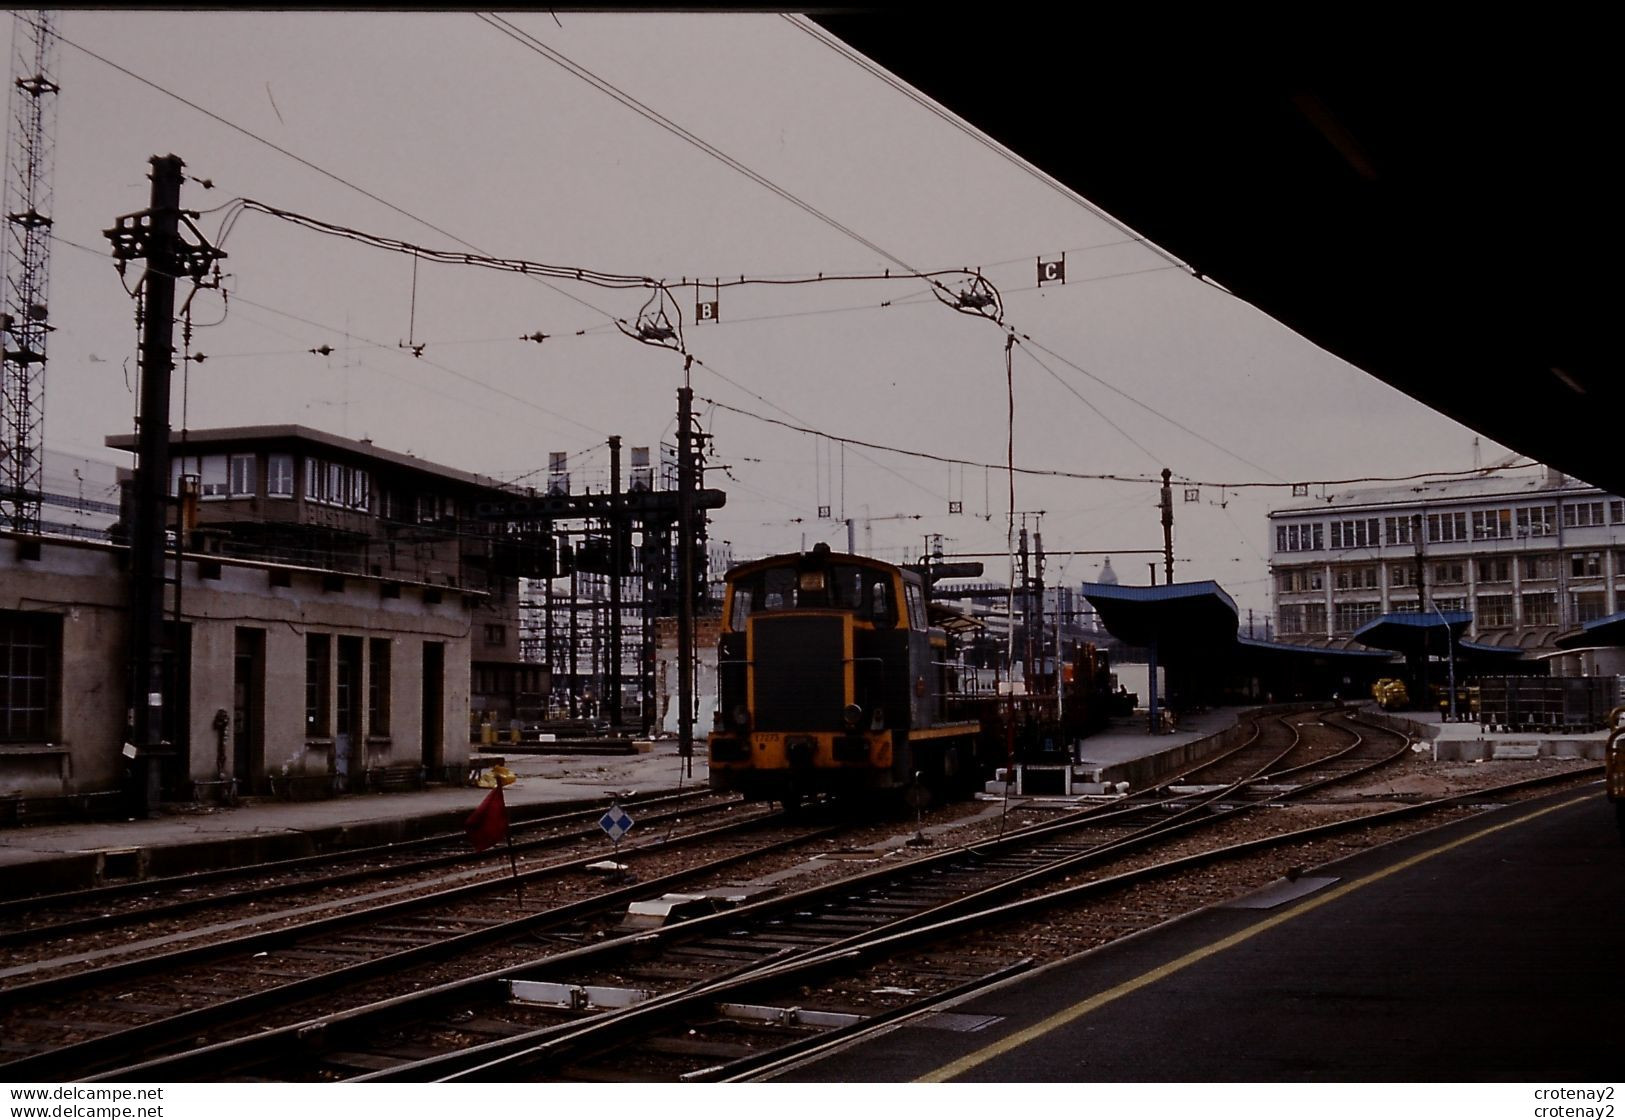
[707,544,992,805]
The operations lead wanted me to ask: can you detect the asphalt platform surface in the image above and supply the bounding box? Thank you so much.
[771,782,1625,1082]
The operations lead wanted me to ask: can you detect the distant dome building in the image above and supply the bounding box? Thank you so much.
[1097,556,1119,585]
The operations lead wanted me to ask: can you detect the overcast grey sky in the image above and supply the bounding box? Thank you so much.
[5,9,1522,622]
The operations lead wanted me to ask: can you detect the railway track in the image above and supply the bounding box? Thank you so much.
[436,771,1606,1084]
[63,706,1487,1083]
[0,801,831,1076]
[0,788,739,953]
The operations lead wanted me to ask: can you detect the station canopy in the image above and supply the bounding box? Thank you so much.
[1352,610,1523,664]
[1554,610,1625,651]
[1080,581,1238,657]
[1235,634,1391,665]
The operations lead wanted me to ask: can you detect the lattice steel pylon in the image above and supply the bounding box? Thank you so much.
[0,11,58,535]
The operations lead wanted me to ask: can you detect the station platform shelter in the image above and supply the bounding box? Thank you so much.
[1079,581,1397,725]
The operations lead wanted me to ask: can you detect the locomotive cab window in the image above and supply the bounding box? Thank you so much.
[727,562,896,630]
[728,586,753,632]
[870,581,892,626]
[903,581,926,631]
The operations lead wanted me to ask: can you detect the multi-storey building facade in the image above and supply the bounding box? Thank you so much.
[1269,469,1624,651]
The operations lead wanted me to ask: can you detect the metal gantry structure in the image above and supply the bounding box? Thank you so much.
[0,10,58,534]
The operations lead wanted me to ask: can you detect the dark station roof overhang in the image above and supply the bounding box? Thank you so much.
[1352,610,1525,665]
[1554,610,1625,651]
[1235,634,1393,667]
[1080,580,1238,657]
[811,16,1619,495]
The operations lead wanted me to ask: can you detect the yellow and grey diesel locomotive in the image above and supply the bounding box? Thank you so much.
[707,543,991,806]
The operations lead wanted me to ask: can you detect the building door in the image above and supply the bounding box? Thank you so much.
[335,635,363,790]
[422,640,444,772]
[159,621,192,797]
[233,628,266,794]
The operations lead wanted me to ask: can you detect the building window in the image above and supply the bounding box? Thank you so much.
[1471,508,1512,540]
[1330,518,1379,550]
[1426,512,1467,543]
[1477,594,1514,627]
[1476,558,1511,583]
[1517,506,1556,537]
[305,457,324,503]
[1275,522,1324,553]
[1277,604,1304,635]
[1434,597,1466,612]
[1383,516,1414,546]
[484,624,506,647]
[174,454,229,498]
[0,611,57,741]
[368,638,390,737]
[1432,562,1465,586]
[1333,601,1381,634]
[1304,602,1327,635]
[1389,598,1419,614]
[306,633,331,738]
[1572,591,1608,623]
[1522,592,1557,625]
[1334,567,1378,591]
[1390,564,1416,587]
[1522,554,1559,581]
[267,453,294,498]
[1612,500,1624,525]
[228,454,256,497]
[1562,501,1605,529]
[349,468,370,511]
[1570,552,1602,579]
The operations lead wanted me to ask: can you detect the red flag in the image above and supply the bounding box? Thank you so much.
[465,785,509,853]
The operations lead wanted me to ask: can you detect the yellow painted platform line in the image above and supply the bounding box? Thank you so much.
[917,793,1589,1082]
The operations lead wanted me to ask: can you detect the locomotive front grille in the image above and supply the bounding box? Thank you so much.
[750,615,845,732]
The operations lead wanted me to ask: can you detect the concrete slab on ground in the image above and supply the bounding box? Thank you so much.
[1399,710,1608,762]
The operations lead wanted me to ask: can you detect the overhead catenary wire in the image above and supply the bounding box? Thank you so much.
[61,29,1536,521]
[204,193,1279,485]
[54,29,628,330]
[780,14,1196,277]
[697,393,1543,493]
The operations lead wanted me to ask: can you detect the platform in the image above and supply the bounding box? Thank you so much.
[995,705,1281,796]
[0,743,708,897]
[773,782,1624,1082]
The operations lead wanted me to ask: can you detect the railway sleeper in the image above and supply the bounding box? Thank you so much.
[427,1016,536,1039]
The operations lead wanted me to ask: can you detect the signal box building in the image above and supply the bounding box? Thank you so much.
[0,426,553,811]
[104,425,546,730]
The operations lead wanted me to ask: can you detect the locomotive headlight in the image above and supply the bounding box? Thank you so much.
[842,703,863,729]
[731,703,750,728]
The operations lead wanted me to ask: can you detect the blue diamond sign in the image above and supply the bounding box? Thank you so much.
[599,807,635,842]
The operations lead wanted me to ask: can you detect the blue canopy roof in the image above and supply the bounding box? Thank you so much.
[1236,635,1393,661]
[1555,609,1625,650]
[1080,580,1238,653]
[1353,610,1523,660]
